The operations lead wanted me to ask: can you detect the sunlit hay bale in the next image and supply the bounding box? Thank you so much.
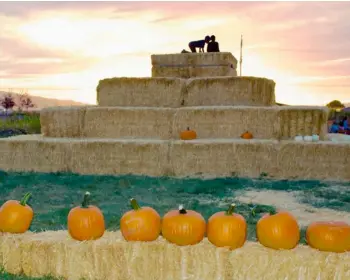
[225,242,350,279]
[69,138,171,176]
[0,135,71,173]
[96,77,186,107]
[2,230,349,280]
[152,65,236,78]
[278,106,329,140]
[152,66,191,78]
[169,139,278,177]
[172,106,280,139]
[151,52,237,68]
[277,141,350,181]
[185,77,276,106]
[0,232,33,275]
[83,107,175,139]
[40,106,87,138]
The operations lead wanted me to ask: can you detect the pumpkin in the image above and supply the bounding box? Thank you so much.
[306,221,350,253]
[241,131,253,139]
[0,192,33,234]
[120,198,161,241]
[207,204,247,249]
[180,127,197,140]
[256,210,300,250]
[161,205,206,246]
[67,192,105,241]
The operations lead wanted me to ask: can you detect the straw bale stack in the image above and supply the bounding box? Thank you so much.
[0,230,348,280]
[83,107,175,139]
[151,52,237,67]
[96,77,186,107]
[68,138,171,176]
[278,106,329,140]
[185,77,276,106]
[152,65,237,78]
[40,106,87,137]
[172,106,280,139]
[276,141,350,180]
[0,135,71,173]
[169,139,279,177]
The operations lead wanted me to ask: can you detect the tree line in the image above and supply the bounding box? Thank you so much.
[0,90,35,113]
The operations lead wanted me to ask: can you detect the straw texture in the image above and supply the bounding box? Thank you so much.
[1,136,349,180]
[278,106,329,140]
[185,76,276,106]
[0,230,349,280]
[83,107,175,139]
[172,106,280,139]
[97,77,186,107]
[40,106,87,137]
[152,65,237,78]
[151,52,237,67]
[96,76,274,107]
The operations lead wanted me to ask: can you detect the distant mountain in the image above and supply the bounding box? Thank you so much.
[0,91,88,109]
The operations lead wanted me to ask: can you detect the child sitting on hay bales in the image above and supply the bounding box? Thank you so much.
[207,35,220,52]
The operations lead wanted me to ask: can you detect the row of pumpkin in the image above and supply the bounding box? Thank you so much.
[0,192,349,253]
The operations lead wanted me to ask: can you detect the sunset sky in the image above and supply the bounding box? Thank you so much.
[1,1,350,105]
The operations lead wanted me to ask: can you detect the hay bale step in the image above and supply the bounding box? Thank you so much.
[97,76,276,107]
[0,135,349,181]
[0,230,348,280]
[40,106,328,140]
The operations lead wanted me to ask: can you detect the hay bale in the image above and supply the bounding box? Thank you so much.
[96,77,186,107]
[83,107,175,139]
[69,138,171,176]
[185,77,276,106]
[278,106,329,140]
[151,52,237,67]
[40,106,87,137]
[152,65,237,78]
[276,141,350,181]
[169,139,279,177]
[0,135,71,173]
[1,230,349,280]
[172,106,280,139]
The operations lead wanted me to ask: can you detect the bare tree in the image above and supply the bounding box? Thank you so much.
[0,94,16,113]
[19,92,35,111]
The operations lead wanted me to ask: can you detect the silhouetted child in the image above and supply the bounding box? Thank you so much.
[188,36,210,53]
[207,35,220,52]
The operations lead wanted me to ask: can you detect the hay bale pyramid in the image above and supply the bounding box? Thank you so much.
[0,52,349,279]
[0,52,349,180]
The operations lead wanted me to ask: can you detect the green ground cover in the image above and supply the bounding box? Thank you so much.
[0,171,349,279]
[0,113,41,136]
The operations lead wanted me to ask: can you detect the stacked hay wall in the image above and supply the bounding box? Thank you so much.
[40,106,327,140]
[278,106,329,140]
[185,77,275,106]
[0,231,349,280]
[97,77,186,107]
[172,106,280,139]
[96,76,275,107]
[151,52,238,78]
[1,136,349,181]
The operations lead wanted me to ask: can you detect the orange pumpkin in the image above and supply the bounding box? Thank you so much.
[241,131,253,139]
[207,204,247,249]
[180,127,197,140]
[0,192,33,233]
[162,205,206,246]
[68,192,105,241]
[120,198,161,241]
[306,221,350,253]
[256,210,300,250]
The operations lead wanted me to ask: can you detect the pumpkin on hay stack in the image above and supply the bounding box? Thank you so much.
[180,127,197,140]
[241,131,253,139]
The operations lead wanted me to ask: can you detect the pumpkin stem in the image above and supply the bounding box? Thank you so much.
[81,192,91,208]
[187,127,190,131]
[20,192,32,206]
[179,204,187,214]
[226,203,236,215]
[130,198,141,210]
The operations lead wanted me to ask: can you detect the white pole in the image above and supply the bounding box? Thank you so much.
[240,34,243,76]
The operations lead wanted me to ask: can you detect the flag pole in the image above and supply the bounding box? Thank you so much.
[240,34,243,76]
